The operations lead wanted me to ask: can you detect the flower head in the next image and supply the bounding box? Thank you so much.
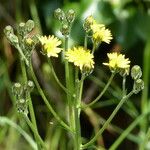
[91,23,112,44]
[103,52,130,72]
[38,35,62,57]
[65,46,94,71]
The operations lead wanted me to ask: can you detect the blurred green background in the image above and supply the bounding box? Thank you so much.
[0,0,150,149]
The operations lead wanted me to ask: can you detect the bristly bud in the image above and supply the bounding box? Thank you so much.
[25,20,35,33]
[16,98,28,115]
[133,79,144,94]
[12,82,22,97]
[7,33,19,46]
[27,80,34,92]
[4,25,14,35]
[131,65,142,80]
[61,24,70,36]
[54,8,65,22]
[83,15,96,32]
[66,9,75,24]
[18,22,26,36]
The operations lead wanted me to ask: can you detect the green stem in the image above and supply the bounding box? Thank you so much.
[140,127,150,150]
[74,74,85,150]
[82,90,134,149]
[64,36,75,130]
[29,60,71,132]
[83,72,115,108]
[47,59,68,93]
[20,60,40,148]
[17,45,29,66]
[122,76,126,97]
[92,43,96,54]
[23,115,46,149]
[109,113,148,150]
[141,39,150,133]
[84,33,87,49]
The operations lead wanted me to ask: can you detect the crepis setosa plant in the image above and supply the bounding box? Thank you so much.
[4,7,144,150]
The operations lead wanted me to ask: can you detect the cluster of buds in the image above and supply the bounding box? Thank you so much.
[12,81,34,115]
[54,8,75,36]
[131,65,144,94]
[4,20,38,65]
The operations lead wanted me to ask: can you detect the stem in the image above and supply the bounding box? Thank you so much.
[82,90,134,149]
[84,33,87,49]
[23,115,46,149]
[74,74,85,150]
[122,76,126,97]
[47,59,68,93]
[140,127,150,150]
[83,73,115,108]
[64,36,75,130]
[17,45,29,66]
[29,60,71,132]
[92,43,96,54]
[20,60,40,148]
[109,113,148,150]
[141,39,150,133]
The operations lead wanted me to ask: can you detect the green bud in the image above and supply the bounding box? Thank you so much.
[8,33,19,45]
[61,24,70,35]
[83,15,95,32]
[131,65,142,80]
[66,9,75,23]
[4,25,14,35]
[27,80,34,92]
[54,8,65,21]
[25,20,35,33]
[18,22,26,36]
[133,79,144,94]
[12,82,22,96]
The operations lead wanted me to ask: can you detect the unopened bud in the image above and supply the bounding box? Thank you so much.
[54,8,65,21]
[12,82,22,96]
[133,79,144,94]
[7,33,19,46]
[18,22,26,36]
[61,24,70,35]
[131,65,142,80]
[83,16,96,32]
[27,80,34,92]
[66,9,75,23]
[4,25,14,35]
[25,20,34,32]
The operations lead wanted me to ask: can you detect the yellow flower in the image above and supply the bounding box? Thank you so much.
[103,52,130,71]
[91,23,113,44]
[65,46,94,71]
[38,35,62,57]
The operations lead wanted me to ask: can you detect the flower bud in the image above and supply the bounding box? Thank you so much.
[133,79,144,94]
[27,80,34,92]
[131,65,142,80]
[25,20,35,33]
[61,24,70,35]
[4,25,14,35]
[66,9,75,24]
[7,33,19,46]
[54,8,65,21]
[12,82,22,96]
[83,15,96,32]
[18,22,26,36]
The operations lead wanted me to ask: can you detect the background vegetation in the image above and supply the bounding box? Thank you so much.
[0,0,150,149]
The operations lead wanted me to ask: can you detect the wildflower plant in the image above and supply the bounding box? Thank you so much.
[4,8,144,150]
